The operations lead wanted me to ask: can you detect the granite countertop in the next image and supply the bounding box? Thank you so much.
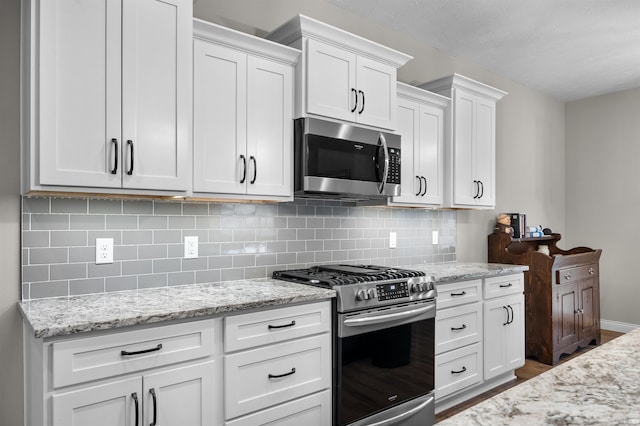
[438,327,640,425]
[18,262,526,340]
[406,262,528,283]
[18,278,335,339]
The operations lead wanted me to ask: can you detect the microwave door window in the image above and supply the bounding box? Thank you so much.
[307,135,378,182]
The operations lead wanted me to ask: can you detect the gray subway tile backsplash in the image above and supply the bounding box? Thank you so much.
[21,197,457,299]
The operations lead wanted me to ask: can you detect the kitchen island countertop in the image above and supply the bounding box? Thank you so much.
[18,262,526,339]
[438,327,640,425]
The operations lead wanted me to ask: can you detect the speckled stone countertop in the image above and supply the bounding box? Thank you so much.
[405,262,528,283]
[438,327,640,425]
[18,278,335,339]
[18,262,525,339]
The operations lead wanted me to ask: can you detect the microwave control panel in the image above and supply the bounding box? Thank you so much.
[387,148,401,184]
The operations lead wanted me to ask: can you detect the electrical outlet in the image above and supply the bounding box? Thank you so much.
[95,238,113,264]
[432,230,439,245]
[389,232,397,249]
[184,236,198,259]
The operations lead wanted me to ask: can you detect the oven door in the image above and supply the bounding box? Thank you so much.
[336,301,435,426]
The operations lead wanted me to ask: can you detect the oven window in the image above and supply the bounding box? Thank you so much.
[307,134,381,182]
[337,318,435,425]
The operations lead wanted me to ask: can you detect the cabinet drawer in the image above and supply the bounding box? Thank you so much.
[224,333,331,420]
[484,273,524,299]
[435,302,482,355]
[52,319,216,388]
[225,390,331,426]
[225,301,331,352]
[556,264,598,285]
[435,342,482,399]
[436,280,482,309]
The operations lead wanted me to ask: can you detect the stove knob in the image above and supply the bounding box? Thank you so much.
[410,282,422,293]
[356,289,368,301]
[367,288,377,300]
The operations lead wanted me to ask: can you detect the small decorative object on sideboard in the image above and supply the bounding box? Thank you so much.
[488,231,602,365]
[495,213,513,235]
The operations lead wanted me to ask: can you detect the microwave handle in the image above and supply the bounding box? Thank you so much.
[377,133,390,194]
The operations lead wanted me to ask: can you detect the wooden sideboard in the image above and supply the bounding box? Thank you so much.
[488,232,602,365]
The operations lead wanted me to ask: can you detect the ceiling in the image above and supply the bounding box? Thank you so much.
[326,0,640,102]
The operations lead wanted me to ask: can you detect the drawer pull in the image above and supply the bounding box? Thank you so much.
[268,320,296,330]
[451,366,467,374]
[564,272,571,280]
[120,343,163,357]
[268,367,296,379]
[451,324,467,331]
[589,267,595,275]
[149,388,157,426]
[451,291,466,297]
[499,283,513,288]
[131,393,139,426]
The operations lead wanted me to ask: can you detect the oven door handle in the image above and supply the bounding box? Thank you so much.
[343,304,435,327]
[365,393,435,426]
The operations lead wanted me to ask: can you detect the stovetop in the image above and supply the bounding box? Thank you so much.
[273,264,436,312]
[272,264,425,287]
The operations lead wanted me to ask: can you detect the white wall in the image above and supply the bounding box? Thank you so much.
[193,0,567,262]
[566,88,640,327]
[0,0,24,424]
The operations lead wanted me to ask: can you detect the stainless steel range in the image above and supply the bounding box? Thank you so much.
[273,264,437,426]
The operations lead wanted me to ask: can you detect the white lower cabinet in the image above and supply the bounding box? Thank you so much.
[52,362,215,426]
[24,301,332,426]
[223,301,332,425]
[434,273,525,412]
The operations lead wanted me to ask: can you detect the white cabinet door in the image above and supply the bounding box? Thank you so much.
[417,102,444,205]
[52,377,140,426]
[306,39,356,122]
[121,0,191,191]
[38,0,122,189]
[393,97,421,204]
[484,294,525,380]
[452,89,477,206]
[143,361,216,426]
[193,40,247,194]
[390,88,445,207]
[246,56,293,197]
[473,97,496,207]
[355,56,396,129]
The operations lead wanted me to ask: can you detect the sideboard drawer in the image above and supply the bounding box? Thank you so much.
[224,301,331,352]
[435,342,482,399]
[224,333,331,419]
[556,264,598,285]
[436,280,482,309]
[52,319,216,388]
[484,273,524,299]
[435,302,482,355]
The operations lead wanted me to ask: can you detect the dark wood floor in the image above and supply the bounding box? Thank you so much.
[435,329,624,423]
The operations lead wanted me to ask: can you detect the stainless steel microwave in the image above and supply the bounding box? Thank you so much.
[293,118,401,200]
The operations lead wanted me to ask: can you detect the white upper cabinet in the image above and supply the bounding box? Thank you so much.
[267,14,412,130]
[388,83,449,208]
[23,0,192,195]
[192,20,299,201]
[420,74,506,209]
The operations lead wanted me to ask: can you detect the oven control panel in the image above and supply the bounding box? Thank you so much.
[376,282,409,301]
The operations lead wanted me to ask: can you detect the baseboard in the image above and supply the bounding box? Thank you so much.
[601,319,640,333]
